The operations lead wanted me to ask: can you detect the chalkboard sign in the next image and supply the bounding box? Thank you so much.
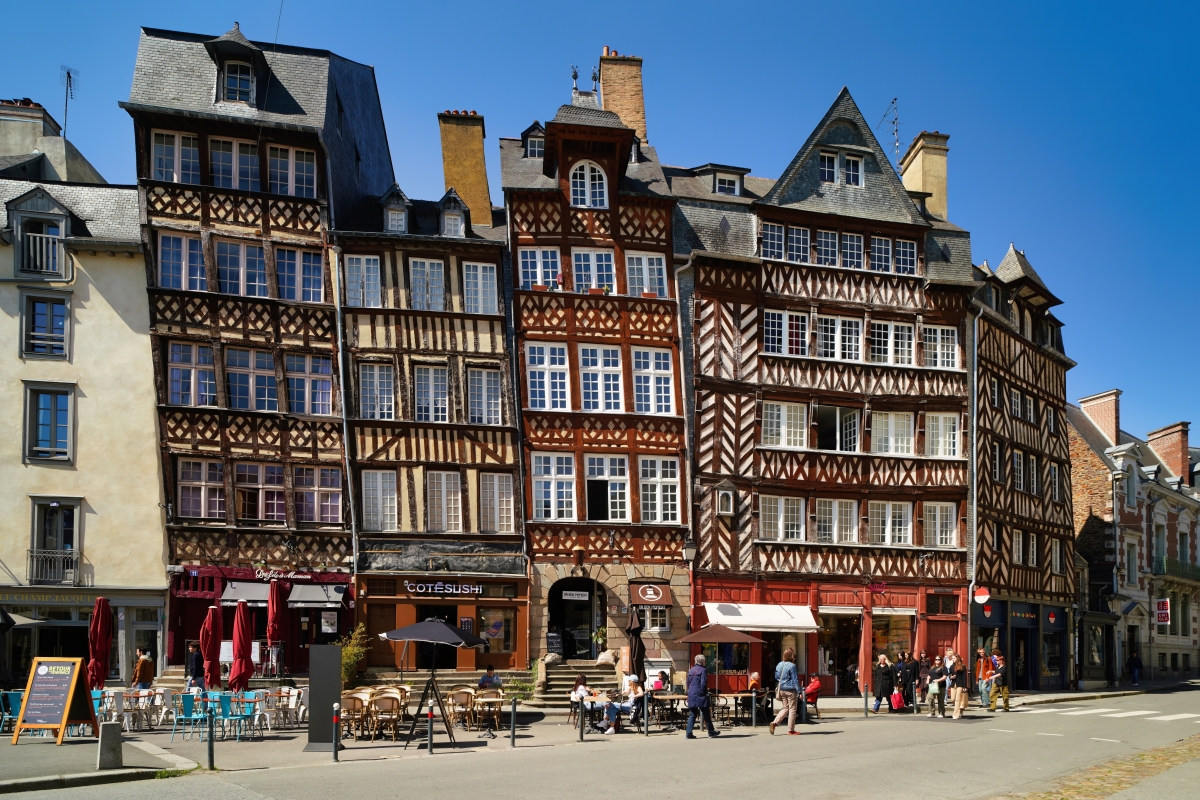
[11,657,98,745]
[546,632,564,655]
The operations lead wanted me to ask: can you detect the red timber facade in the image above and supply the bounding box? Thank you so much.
[501,69,691,672]
[122,24,395,672]
[676,91,975,694]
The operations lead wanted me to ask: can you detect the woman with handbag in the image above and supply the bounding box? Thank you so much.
[770,647,800,735]
[926,655,947,717]
[871,653,894,713]
[946,649,969,719]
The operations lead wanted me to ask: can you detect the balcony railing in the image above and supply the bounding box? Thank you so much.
[28,548,80,585]
[1152,556,1200,583]
[23,233,63,274]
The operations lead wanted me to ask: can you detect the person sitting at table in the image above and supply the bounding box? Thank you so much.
[604,675,644,734]
[804,674,823,719]
[652,670,669,691]
[478,665,503,689]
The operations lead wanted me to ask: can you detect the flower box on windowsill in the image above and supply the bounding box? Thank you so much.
[588,288,606,295]
[641,291,661,299]
[532,284,550,291]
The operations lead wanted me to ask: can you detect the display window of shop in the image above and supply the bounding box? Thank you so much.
[867,501,911,545]
[426,471,462,532]
[1041,633,1062,679]
[479,607,515,653]
[815,498,856,543]
[760,495,804,540]
[1087,624,1104,666]
[178,459,225,519]
[585,456,627,521]
[234,463,286,522]
[479,473,515,533]
[702,642,748,676]
[872,616,912,662]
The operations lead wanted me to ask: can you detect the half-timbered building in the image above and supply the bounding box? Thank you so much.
[502,56,690,674]
[121,24,393,672]
[679,91,976,695]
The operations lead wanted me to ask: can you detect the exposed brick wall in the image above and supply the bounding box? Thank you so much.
[1069,423,1113,536]
[1147,421,1190,487]
[599,54,647,143]
[437,112,492,225]
[1079,389,1120,446]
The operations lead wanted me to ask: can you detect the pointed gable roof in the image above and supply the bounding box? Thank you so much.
[994,243,1061,307]
[761,88,927,226]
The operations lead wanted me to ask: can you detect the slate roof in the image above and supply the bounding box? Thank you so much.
[551,104,626,128]
[0,153,43,180]
[499,138,670,197]
[994,243,1050,291]
[0,179,140,241]
[674,200,758,258]
[924,220,976,286]
[663,166,777,206]
[1066,402,1189,487]
[762,88,928,227]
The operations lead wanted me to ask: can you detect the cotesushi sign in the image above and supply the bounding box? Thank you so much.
[1156,598,1171,624]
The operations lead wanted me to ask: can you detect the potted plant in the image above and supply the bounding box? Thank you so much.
[591,626,608,652]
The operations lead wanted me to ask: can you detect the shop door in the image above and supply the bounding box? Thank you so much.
[927,621,958,659]
[416,605,458,670]
[367,605,397,667]
[1012,628,1034,690]
[548,578,606,660]
[1041,632,1063,689]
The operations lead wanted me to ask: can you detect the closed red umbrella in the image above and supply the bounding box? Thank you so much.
[266,580,283,647]
[87,597,112,690]
[227,600,254,692]
[199,604,223,690]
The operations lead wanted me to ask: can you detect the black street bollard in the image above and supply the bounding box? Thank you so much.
[799,689,808,725]
[643,692,649,737]
[427,708,434,753]
[578,698,585,741]
[331,703,340,762]
[206,706,215,770]
[510,697,517,747]
[751,688,757,728]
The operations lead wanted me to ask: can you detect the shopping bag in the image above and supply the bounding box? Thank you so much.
[890,688,906,710]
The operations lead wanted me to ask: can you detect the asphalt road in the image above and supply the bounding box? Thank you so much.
[21,687,1200,800]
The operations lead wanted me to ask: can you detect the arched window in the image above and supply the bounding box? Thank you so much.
[570,161,607,209]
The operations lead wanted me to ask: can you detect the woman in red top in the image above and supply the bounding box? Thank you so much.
[803,675,822,719]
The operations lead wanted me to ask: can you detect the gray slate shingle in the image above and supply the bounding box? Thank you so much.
[0,179,140,241]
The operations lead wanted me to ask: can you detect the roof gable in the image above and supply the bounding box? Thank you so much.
[761,88,927,226]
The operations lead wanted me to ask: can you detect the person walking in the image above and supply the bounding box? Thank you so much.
[770,647,800,735]
[685,654,720,739]
[917,650,931,711]
[975,646,995,709]
[892,652,907,708]
[903,652,919,708]
[948,649,969,719]
[131,647,154,690]
[185,641,205,691]
[926,655,947,717]
[1126,651,1143,686]
[846,662,859,696]
[988,651,1010,712]
[872,654,894,713]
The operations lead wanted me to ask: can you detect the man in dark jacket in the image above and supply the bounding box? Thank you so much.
[186,642,205,691]
[988,650,1009,711]
[685,654,720,739]
[1127,651,1143,686]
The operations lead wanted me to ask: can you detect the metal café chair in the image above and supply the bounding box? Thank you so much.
[369,695,403,742]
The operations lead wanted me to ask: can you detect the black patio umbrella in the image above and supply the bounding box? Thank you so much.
[624,608,646,682]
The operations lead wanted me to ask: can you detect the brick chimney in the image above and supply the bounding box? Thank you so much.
[437,110,492,228]
[1147,421,1191,487]
[599,47,647,143]
[1079,389,1122,447]
[899,131,949,221]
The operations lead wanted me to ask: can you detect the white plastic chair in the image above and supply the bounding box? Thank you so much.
[155,689,174,726]
[297,686,309,723]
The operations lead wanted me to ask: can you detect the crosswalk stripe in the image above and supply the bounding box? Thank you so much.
[1060,708,1118,716]
[1102,711,1157,718]
[1017,707,1079,714]
[1145,713,1200,721]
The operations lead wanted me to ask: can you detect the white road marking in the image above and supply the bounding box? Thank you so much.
[989,729,1015,732]
[1091,738,1121,742]
[1018,707,1079,714]
[1101,711,1157,718]
[1037,733,1064,736]
[1145,713,1200,721]
[1060,708,1118,716]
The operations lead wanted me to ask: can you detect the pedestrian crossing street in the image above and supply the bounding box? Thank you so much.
[1011,706,1200,723]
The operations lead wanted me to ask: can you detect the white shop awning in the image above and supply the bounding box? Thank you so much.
[872,607,917,616]
[702,602,819,633]
[818,605,863,616]
[288,584,346,609]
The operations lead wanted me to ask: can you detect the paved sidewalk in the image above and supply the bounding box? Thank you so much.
[0,735,174,782]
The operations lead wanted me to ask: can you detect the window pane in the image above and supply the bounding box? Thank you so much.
[277,248,297,300]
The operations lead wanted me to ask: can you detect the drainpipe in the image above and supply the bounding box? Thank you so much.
[329,245,360,582]
[968,305,983,642]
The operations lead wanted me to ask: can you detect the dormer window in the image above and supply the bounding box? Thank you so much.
[20,218,63,275]
[443,212,463,238]
[715,175,740,196]
[526,137,545,158]
[819,152,836,183]
[570,161,607,209]
[844,156,861,186]
[224,62,253,103]
[387,209,406,233]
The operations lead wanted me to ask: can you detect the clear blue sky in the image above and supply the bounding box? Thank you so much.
[4,1,1196,438]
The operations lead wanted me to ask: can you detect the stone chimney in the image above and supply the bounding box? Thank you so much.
[1079,389,1122,447]
[437,110,492,227]
[1147,421,1191,487]
[899,131,949,221]
[599,47,647,143]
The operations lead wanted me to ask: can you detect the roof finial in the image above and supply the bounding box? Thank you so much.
[571,65,578,89]
[591,66,598,91]
[234,21,240,29]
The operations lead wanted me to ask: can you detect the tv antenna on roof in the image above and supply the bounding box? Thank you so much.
[876,97,900,160]
[60,65,82,140]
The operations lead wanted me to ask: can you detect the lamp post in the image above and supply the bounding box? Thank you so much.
[682,538,698,564]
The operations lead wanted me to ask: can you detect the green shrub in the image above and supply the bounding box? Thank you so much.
[335,623,369,687]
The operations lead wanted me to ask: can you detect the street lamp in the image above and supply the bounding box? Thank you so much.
[682,537,698,564]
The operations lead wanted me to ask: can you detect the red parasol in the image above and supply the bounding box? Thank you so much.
[227,600,254,692]
[87,597,112,690]
[199,604,223,690]
[266,580,283,647]
[858,612,873,697]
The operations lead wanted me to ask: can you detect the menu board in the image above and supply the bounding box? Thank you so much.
[11,657,97,745]
[546,632,564,655]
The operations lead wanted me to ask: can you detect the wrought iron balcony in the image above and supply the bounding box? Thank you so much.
[22,232,63,274]
[1152,556,1200,583]
[28,548,81,585]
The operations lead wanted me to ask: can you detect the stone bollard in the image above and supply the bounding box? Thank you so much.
[96,721,123,770]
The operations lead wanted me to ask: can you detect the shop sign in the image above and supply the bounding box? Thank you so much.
[402,581,482,596]
[867,582,888,594]
[982,604,994,619]
[1156,598,1171,624]
[0,591,98,604]
[254,569,313,581]
[974,587,991,604]
[460,617,473,633]
[321,611,338,633]
[562,591,589,601]
[1047,611,1057,625]
[630,584,672,605]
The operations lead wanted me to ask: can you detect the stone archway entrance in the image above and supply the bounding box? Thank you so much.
[548,577,607,660]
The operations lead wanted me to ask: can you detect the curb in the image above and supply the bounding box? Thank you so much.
[1013,690,1145,707]
[0,769,159,795]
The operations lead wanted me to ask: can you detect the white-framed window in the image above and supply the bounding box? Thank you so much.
[569,161,607,208]
[442,212,463,238]
[1047,407,1058,434]
[1124,468,1137,509]
[992,440,1003,482]
[1024,395,1036,423]
[415,365,449,423]
[1050,463,1061,502]
[225,348,277,411]
[819,152,836,183]
[924,502,956,547]
[787,227,810,263]
[990,377,1001,408]
[572,249,615,293]
[519,248,560,289]
[223,61,253,103]
[1052,538,1063,574]
[816,316,862,361]
[1013,450,1025,491]
[762,310,807,356]
[626,252,667,298]
[526,137,545,158]
[1028,454,1040,495]
[409,259,445,311]
[585,456,628,521]
[178,459,225,518]
[869,501,911,545]
[926,413,959,457]
[871,411,913,455]
[158,234,206,290]
[468,369,502,425]
[762,402,807,448]
[386,208,406,233]
[294,466,341,523]
[1027,533,1038,567]
[210,138,259,191]
[151,131,200,184]
[215,240,267,297]
[276,249,323,302]
[532,453,574,520]
[816,405,858,452]
[362,469,398,532]
[1012,529,1024,564]
[527,344,568,410]
[633,348,673,414]
[359,363,394,420]
[639,457,679,524]
[843,156,861,186]
[426,471,462,532]
[25,382,74,462]
[168,343,217,406]
[816,230,838,266]
[461,262,498,314]
[815,498,856,544]
[580,346,622,412]
[760,495,805,541]
[715,175,739,195]
[869,237,892,272]
[345,255,382,308]
[21,291,69,360]
[1010,389,1022,418]
[895,240,917,275]
[267,146,316,198]
[841,233,864,269]
[233,462,286,522]
[480,473,515,533]
[285,353,332,415]
[867,321,914,365]
[922,326,958,369]
[762,222,784,260]
[644,606,669,631]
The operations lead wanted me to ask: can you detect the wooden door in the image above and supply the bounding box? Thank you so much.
[367,604,397,667]
[927,621,958,658]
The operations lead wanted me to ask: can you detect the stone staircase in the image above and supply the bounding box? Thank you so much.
[357,668,534,698]
[153,664,304,691]
[525,660,620,709]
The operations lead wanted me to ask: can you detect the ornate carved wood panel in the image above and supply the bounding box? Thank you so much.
[358,426,515,465]
[528,523,686,561]
[171,529,352,568]
[510,199,562,236]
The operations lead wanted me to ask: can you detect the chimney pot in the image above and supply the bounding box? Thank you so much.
[603,46,610,56]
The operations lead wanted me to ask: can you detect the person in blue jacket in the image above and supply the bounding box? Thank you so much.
[685,654,720,739]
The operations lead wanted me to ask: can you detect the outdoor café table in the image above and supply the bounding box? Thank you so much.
[649,692,686,729]
[475,696,504,731]
[721,692,756,726]
[584,693,611,732]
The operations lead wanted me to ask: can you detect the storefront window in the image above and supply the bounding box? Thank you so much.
[135,608,159,623]
[872,616,912,662]
[703,643,749,675]
[42,607,72,621]
[479,607,515,653]
[481,584,518,599]
[1088,625,1103,666]
[1041,633,1061,677]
